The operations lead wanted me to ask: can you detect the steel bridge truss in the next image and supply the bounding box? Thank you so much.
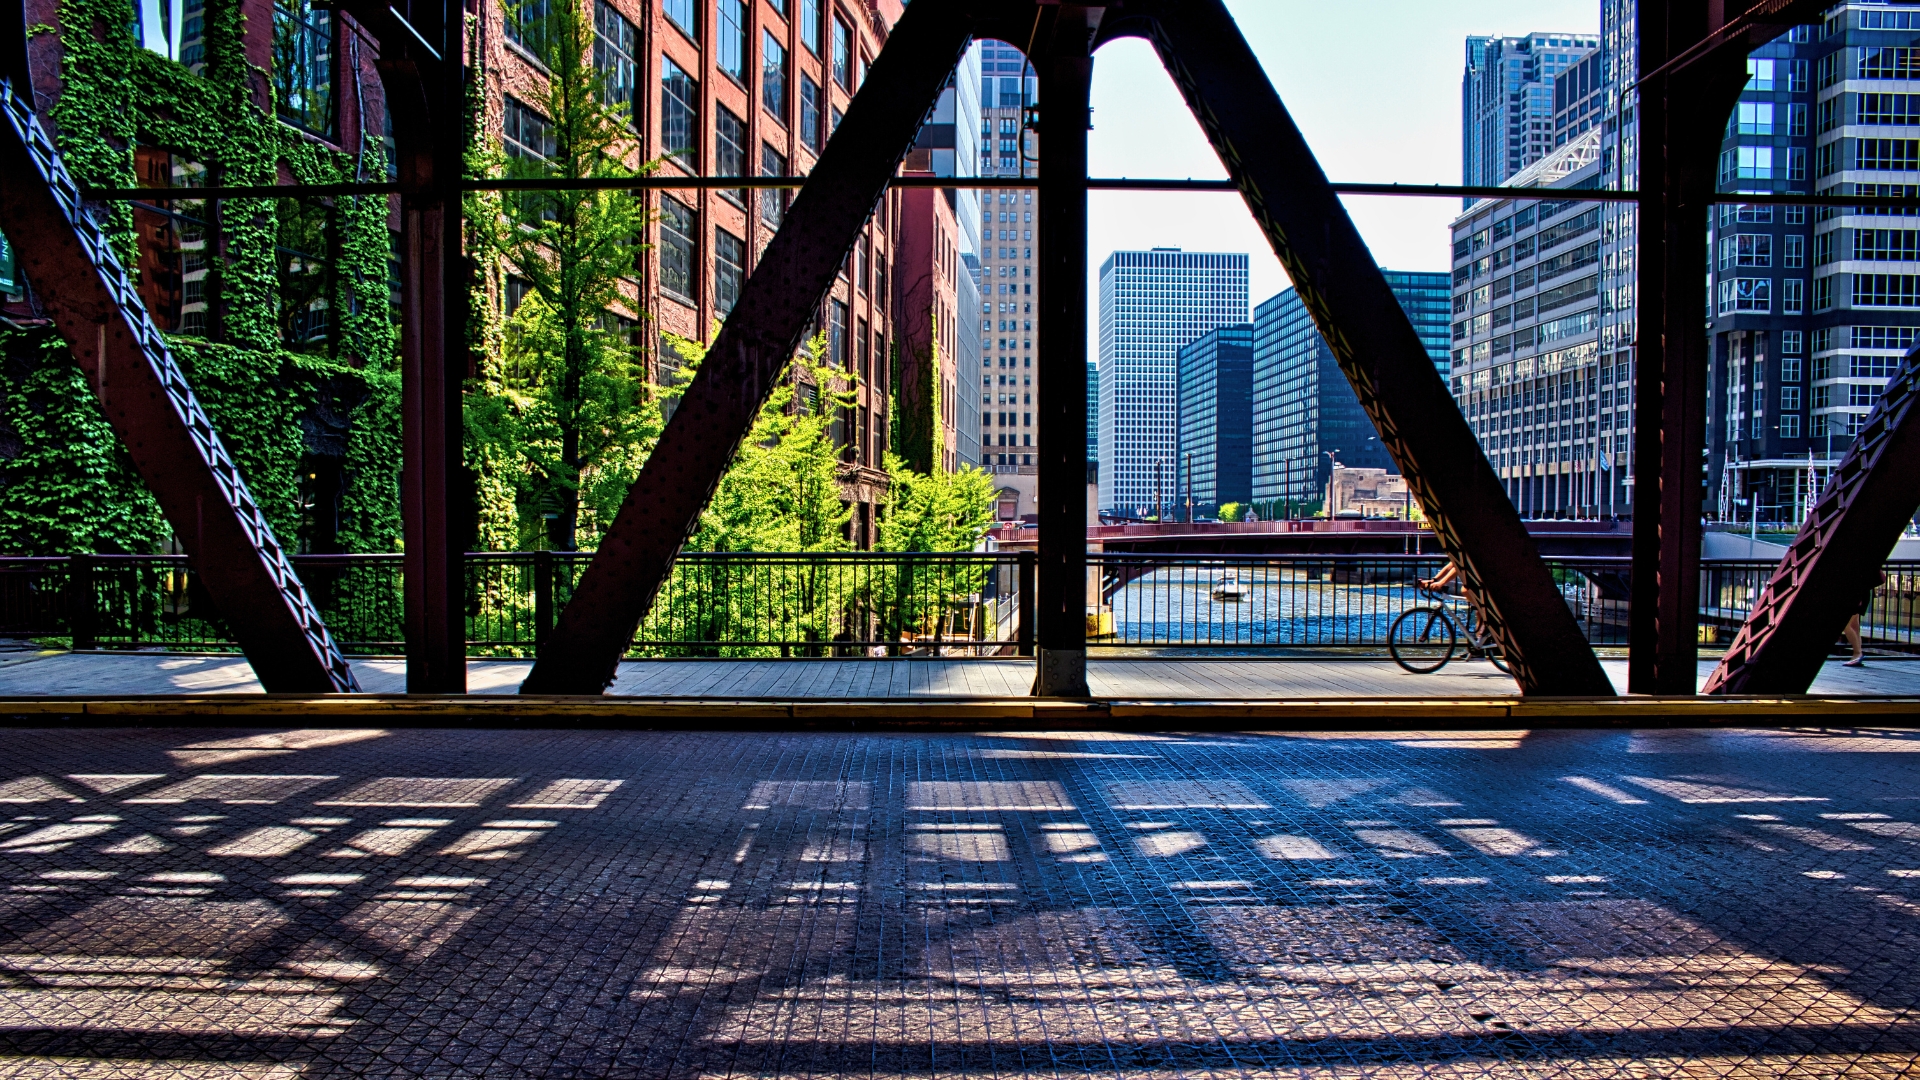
[1704,345,1920,695]
[0,79,358,693]
[11,0,1899,701]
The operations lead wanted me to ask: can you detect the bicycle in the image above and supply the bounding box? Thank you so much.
[1387,584,1511,675]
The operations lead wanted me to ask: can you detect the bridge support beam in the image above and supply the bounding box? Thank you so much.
[1032,7,1094,697]
[0,81,357,692]
[1705,346,1920,695]
[341,0,469,694]
[1628,0,1831,694]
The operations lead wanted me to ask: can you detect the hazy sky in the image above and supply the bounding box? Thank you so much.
[1083,0,1600,324]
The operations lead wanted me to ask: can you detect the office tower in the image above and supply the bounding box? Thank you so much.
[975,38,1041,516]
[1446,137,1608,519]
[1087,360,1099,465]
[1249,271,1446,512]
[1596,0,1637,509]
[1381,269,1455,379]
[1463,31,1600,190]
[1710,8,1917,526]
[1097,248,1250,517]
[1176,324,1254,518]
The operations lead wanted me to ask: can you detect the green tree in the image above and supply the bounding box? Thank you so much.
[875,453,995,553]
[1218,501,1246,522]
[468,0,650,551]
[686,336,855,553]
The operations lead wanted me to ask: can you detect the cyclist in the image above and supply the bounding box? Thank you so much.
[1417,559,1501,659]
[1417,561,1461,595]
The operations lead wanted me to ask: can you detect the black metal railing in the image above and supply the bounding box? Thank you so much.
[1,550,1914,656]
[0,550,1036,658]
[1089,553,1920,652]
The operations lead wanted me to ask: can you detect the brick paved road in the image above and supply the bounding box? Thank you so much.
[0,726,1917,1077]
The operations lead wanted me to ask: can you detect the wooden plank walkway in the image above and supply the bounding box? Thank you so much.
[0,649,1916,698]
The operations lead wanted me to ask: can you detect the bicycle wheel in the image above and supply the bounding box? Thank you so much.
[1484,641,1511,674]
[1389,607,1457,674]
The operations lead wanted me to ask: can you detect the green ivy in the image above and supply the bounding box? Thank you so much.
[0,0,401,556]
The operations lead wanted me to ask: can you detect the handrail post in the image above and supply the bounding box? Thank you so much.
[1017,551,1036,657]
[66,553,95,651]
[534,550,554,651]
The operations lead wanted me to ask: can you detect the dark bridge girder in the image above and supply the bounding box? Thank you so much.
[329,0,470,694]
[522,0,1615,697]
[1704,345,1920,695]
[0,80,357,692]
[1630,0,1836,694]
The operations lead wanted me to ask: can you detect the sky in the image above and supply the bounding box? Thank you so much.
[1083,0,1600,329]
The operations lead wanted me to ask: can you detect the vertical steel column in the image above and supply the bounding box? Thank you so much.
[1032,8,1094,697]
[1628,2,1762,695]
[399,193,466,693]
[372,0,468,694]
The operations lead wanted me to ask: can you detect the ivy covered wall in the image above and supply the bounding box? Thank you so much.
[0,0,402,555]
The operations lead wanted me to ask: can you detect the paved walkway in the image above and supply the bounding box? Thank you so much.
[0,726,1916,1076]
[0,649,1916,698]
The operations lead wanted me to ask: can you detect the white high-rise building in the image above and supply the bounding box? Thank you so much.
[1097,248,1249,517]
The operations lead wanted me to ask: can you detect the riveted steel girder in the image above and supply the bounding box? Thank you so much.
[520,0,982,693]
[333,0,468,694]
[0,81,358,693]
[1705,345,1920,695]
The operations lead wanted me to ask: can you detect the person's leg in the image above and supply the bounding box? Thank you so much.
[1843,614,1865,666]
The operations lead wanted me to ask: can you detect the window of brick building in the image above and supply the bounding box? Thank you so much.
[715,228,744,316]
[273,0,333,137]
[661,57,698,167]
[660,197,697,303]
[593,1,637,121]
[762,32,788,121]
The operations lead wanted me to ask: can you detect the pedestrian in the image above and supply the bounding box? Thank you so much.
[1842,569,1890,667]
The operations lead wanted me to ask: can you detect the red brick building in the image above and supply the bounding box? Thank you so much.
[891,175,963,474]
[482,0,905,542]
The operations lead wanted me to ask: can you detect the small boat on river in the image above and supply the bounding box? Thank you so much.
[1211,573,1249,602]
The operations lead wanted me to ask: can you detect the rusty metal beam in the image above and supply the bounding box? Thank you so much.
[338,0,468,693]
[1705,346,1920,695]
[1030,7,1094,697]
[1113,0,1611,695]
[1628,0,1831,695]
[0,81,358,693]
[519,0,980,694]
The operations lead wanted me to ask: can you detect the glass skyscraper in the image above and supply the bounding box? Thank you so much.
[1176,324,1253,517]
[1250,270,1452,512]
[1463,32,1600,190]
[1097,249,1249,517]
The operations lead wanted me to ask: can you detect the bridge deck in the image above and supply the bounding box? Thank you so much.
[0,724,1918,1075]
[1,649,1915,700]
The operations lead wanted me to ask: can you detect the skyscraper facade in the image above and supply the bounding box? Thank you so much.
[1447,138,1610,519]
[1176,324,1254,518]
[1708,7,1920,525]
[1249,271,1449,512]
[1097,249,1249,517]
[975,39,1040,516]
[1463,31,1601,190]
[908,39,983,467]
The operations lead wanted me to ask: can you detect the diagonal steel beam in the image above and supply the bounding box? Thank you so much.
[1117,0,1611,696]
[1704,345,1920,695]
[519,0,980,694]
[0,81,358,692]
